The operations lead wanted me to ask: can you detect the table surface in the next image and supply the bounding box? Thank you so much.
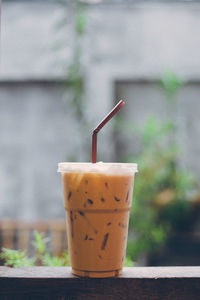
[1,266,200,278]
[0,267,200,300]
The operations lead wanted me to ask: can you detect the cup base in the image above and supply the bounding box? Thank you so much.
[72,268,122,278]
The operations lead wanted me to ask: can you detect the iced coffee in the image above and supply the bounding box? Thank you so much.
[58,162,137,278]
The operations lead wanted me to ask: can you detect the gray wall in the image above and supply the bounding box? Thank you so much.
[115,80,200,183]
[1,1,200,219]
[0,82,71,219]
[1,80,200,220]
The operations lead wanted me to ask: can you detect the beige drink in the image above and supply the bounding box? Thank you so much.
[58,162,137,278]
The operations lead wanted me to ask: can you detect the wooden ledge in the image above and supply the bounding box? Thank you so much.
[0,267,200,299]
[1,266,200,278]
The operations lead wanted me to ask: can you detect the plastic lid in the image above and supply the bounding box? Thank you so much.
[57,162,138,174]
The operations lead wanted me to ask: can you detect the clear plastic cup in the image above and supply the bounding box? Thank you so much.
[58,162,138,278]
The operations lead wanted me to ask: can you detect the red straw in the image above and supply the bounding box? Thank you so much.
[92,100,125,163]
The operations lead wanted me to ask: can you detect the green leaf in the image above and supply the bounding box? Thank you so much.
[125,256,135,267]
[159,69,183,97]
[32,231,50,256]
[76,12,87,35]
[0,233,70,268]
[0,248,35,267]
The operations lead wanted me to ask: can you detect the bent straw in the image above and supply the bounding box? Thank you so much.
[92,100,125,163]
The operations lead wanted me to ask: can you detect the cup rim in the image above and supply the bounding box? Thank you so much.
[57,162,138,174]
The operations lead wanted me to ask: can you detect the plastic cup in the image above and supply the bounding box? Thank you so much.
[58,162,138,278]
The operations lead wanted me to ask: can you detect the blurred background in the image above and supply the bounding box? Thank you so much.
[0,0,200,266]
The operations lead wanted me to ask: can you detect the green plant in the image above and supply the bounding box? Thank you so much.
[125,255,135,267]
[158,68,183,99]
[55,0,90,161]
[55,0,87,122]
[127,117,195,260]
[67,1,87,120]
[0,231,70,267]
[124,71,197,261]
[0,248,35,267]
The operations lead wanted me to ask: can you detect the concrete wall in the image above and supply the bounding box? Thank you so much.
[1,1,200,219]
[0,82,66,219]
[115,80,200,183]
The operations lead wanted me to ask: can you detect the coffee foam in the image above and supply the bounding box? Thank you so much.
[58,162,138,174]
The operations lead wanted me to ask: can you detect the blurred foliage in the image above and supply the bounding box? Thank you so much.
[158,69,183,99]
[0,231,134,267]
[0,248,35,267]
[125,255,135,267]
[56,0,87,121]
[55,0,90,161]
[0,231,70,267]
[125,71,197,261]
[127,118,195,261]
[67,1,87,120]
